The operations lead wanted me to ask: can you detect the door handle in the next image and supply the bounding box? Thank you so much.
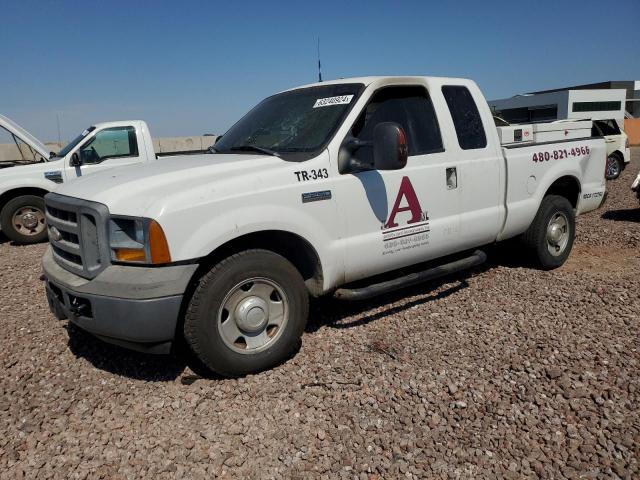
[446,167,458,190]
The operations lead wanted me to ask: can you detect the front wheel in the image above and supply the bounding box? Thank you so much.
[522,195,575,270]
[183,249,309,377]
[0,195,48,244]
[605,154,622,180]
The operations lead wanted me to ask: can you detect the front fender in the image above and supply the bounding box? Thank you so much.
[0,161,65,197]
[162,202,343,292]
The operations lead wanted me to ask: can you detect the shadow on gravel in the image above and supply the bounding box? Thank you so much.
[306,242,529,333]
[66,323,187,382]
[306,278,469,333]
[601,208,640,223]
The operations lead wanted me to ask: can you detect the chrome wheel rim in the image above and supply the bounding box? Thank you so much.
[12,207,46,236]
[606,156,620,178]
[546,212,569,257]
[217,277,288,354]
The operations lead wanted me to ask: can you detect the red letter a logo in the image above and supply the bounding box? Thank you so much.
[385,176,423,229]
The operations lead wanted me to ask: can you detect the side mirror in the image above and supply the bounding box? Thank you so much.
[70,152,82,167]
[372,122,408,171]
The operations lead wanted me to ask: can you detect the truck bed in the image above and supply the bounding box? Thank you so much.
[499,136,606,240]
[497,120,592,146]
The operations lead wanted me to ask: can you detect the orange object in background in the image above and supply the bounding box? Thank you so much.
[624,119,640,146]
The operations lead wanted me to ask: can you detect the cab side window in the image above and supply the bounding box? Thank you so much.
[351,86,443,164]
[442,86,487,150]
[79,127,138,164]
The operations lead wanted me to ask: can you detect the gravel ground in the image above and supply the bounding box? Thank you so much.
[1,150,639,480]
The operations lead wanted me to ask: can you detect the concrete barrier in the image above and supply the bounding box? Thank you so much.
[0,136,217,161]
[624,119,640,146]
[153,136,217,153]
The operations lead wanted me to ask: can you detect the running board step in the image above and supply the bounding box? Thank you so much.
[333,250,487,301]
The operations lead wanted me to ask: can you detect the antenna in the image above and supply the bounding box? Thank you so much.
[317,37,322,82]
[56,113,62,145]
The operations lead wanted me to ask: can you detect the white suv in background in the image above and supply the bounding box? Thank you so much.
[591,119,631,180]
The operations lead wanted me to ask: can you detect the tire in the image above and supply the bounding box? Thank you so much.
[605,154,622,180]
[522,195,575,270]
[0,195,48,244]
[184,249,309,377]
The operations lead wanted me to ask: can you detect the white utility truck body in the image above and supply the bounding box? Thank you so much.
[42,76,607,376]
[0,117,203,243]
[488,89,630,179]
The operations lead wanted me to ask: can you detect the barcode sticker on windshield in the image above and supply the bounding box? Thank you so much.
[313,95,354,108]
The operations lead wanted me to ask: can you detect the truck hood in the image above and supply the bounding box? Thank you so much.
[53,153,288,216]
[0,114,51,160]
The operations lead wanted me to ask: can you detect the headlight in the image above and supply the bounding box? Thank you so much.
[109,216,171,265]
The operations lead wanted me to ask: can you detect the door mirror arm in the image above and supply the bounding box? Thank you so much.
[70,152,82,167]
[338,136,373,174]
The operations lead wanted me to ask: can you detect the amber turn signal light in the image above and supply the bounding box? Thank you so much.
[114,248,146,262]
[148,219,171,264]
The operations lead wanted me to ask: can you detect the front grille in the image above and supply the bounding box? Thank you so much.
[45,193,111,279]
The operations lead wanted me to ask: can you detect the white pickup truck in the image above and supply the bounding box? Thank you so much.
[0,116,206,244]
[42,76,607,377]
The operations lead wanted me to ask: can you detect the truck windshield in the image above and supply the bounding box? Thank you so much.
[54,126,96,158]
[214,83,364,161]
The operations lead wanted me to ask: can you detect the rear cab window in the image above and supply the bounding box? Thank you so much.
[442,85,487,150]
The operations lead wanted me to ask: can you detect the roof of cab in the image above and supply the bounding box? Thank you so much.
[91,120,145,130]
[282,76,473,93]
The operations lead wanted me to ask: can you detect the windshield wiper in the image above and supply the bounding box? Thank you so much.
[228,145,280,157]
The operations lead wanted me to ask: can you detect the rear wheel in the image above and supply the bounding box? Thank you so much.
[522,195,575,270]
[0,195,47,244]
[605,154,622,180]
[183,249,309,377]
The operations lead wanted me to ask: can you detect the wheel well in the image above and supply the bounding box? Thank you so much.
[610,150,625,168]
[194,230,324,296]
[544,176,580,209]
[0,187,49,214]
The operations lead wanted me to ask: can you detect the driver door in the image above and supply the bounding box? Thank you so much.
[334,84,462,283]
[69,126,142,178]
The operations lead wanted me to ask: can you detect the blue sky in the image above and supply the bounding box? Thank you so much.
[2,0,638,142]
